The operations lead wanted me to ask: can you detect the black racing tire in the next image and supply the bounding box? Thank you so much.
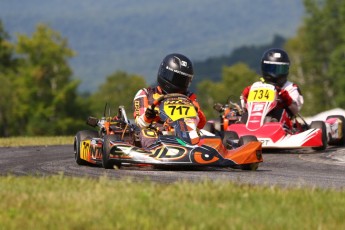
[74,130,99,165]
[222,131,239,150]
[203,121,216,134]
[240,111,248,124]
[102,135,121,169]
[237,135,259,171]
[238,135,258,146]
[326,115,345,146]
[310,121,327,151]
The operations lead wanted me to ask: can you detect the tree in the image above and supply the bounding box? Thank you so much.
[193,35,285,89]
[197,63,257,119]
[285,0,345,115]
[0,21,15,72]
[0,20,17,136]
[89,71,147,119]
[13,24,88,136]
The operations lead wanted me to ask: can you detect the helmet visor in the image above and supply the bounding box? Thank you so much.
[262,62,289,76]
[165,71,193,88]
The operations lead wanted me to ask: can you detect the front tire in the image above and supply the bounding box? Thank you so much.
[74,130,98,165]
[310,121,327,151]
[102,135,121,169]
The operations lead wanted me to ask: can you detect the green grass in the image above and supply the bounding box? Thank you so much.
[0,136,73,147]
[0,175,344,230]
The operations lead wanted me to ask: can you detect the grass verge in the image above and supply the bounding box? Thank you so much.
[0,136,73,147]
[1,175,345,230]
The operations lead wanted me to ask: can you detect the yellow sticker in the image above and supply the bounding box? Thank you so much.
[248,88,275,102]
[80,140,91,160]
[163,103,197,121]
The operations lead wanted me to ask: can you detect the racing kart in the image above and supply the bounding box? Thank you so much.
[211,82,345,150]
[74,93,263,171]
[204,96,243,137]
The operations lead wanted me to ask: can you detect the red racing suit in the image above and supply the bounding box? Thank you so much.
[133,86,206,129]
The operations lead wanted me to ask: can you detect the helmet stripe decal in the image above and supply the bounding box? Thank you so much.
[263,60,289,65]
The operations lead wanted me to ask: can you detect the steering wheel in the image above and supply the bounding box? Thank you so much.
[150,93,191,110]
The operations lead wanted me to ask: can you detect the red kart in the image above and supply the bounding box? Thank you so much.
[210,82,345,150]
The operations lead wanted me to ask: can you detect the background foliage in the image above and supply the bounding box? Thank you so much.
[88,71,147,118]
[197,63,257,119]
[0,0,303,92]
[0,0,344,136]
[199,0,345,117]
[193,35,286,89]
[285,0,345,115]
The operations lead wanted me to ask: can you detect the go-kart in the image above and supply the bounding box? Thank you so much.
[212,82,345,150]
[204,96,243,137]
[74,93,263,170]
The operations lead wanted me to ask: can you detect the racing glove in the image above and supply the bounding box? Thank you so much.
[279,89,293,107]
[145,106,158,120]
[213,103,224,112]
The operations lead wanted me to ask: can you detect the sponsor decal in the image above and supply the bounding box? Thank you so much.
[263,60,289,65]
[134,100,141,117]
[142,129,158,138]
[165,66,193,77]
[80,140,91,161]
[151,145,187,159]
[90,145,102,159]
[181,60,188,67]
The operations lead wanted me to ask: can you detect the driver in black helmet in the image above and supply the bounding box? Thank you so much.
[241,48,304,120]
[133,53,206,147]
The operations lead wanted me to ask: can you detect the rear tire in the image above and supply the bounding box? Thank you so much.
[310,121,327,150]
[203,121,216,134]
[326,115,345,146]
[74,130,98,165]
[102,135,121,169]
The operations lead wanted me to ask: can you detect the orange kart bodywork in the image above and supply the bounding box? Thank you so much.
[74,94,263,170]
[76,131,262,170]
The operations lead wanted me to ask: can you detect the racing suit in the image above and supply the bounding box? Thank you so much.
[133,86,206,148]
[241,80,304,122]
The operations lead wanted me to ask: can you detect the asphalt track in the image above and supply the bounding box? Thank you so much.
[1,145,345,189]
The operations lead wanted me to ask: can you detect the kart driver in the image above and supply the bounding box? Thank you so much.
[240,48,304,121]
[133,53,207,147]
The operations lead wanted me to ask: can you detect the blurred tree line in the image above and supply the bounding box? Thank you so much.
[1,0,344,137]
[0,22,146,136]
[285,0,345,115]
[199,0,345,119]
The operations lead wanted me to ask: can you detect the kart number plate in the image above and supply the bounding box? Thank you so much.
[163,103,197,121]
[248,87,275,102]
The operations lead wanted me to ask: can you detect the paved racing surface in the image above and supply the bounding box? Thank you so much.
[1,145,345,189]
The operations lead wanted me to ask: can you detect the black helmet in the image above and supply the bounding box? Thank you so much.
[157,53,194,94]
[261,48,290,87]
